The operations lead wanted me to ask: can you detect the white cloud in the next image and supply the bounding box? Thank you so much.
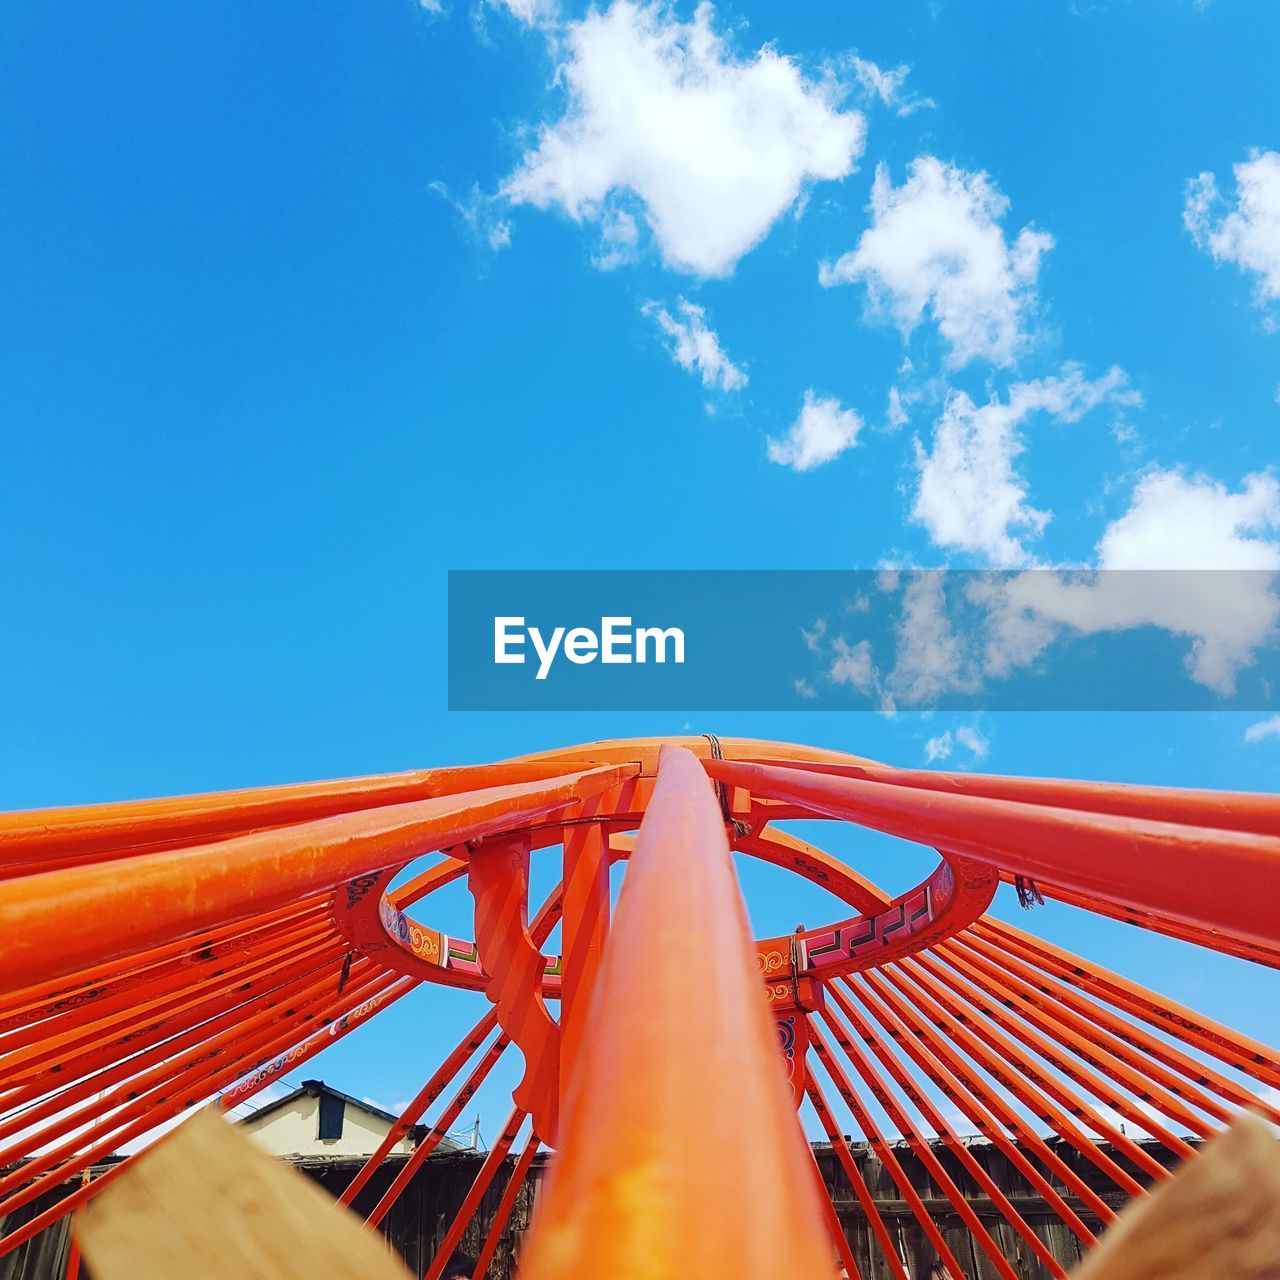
[802,618,828,651]
[643,298,747,391]
[1245,715,1280,743]
[912,365,1135,566]
[846,55,934,117]
[980,471,1280,694]
[503,1,866,278]
[1185,150,1280,309]
[419,0,444,11]
[886,385,909,429]
[887,572,977,704]
[768,391,863,470]
[828,636,877,691]
[820,156,1053,367]
[483,0,557,23]
[594,207,640,270]
[1097,469,1280,571]
[428,181,513,251]
[924,725,988,763]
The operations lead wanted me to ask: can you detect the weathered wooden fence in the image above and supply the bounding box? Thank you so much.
[0,1136,1185,1280]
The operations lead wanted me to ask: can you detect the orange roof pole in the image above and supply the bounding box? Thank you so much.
[519,745,831,1280]
[469,1130,541,1280]
[0,764,634,995]
[705,758,1280,948]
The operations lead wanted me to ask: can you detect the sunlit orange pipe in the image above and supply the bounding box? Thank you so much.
[0,966,396,1234]
[0,764,636,996]
[0,934,346,1105]
[909,952,1192,1166]
[366,1034,511,1228]
[0,942,349,1141]
[341,875,567,1209]
[0,961,385,1207]
[422,1107,528,1280]
[0,896,331,1023]
[0,911,340,1052]
[816,1007,1022,1280]
[0,762,596,866]
[751,758,1280,836]
[558,796,613,1100]
[470,1131,541,1280]
[953,931,1247,1127]
[0,960,390,1208]
[0,970,407,1261]
[883,964,1149,1199]
[978,919,1280,1086]
[705,759,1280,949]
[391,856,467,910]
[1013,879,1280,968]
[217,974,418,1112]
[519,746,831,1280]
[337,1010,498,1208]
[934,940,1215,1142]
[0,941,350,1144]
[0,938,346,1112]
[804,1068,910,1280]
[0,926,342,1077]
[806,1143,863,1280]
[810,1020,971,1279]
[853,971,1112,1229]
[822,979,1068,1280]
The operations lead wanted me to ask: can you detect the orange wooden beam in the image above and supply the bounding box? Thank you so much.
[519,745,831,1280]
[0,764,635,996]
[705,758,1280,949]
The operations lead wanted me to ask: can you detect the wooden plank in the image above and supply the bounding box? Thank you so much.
[1073,1115,1280,1279]
[76,1109,413,1280]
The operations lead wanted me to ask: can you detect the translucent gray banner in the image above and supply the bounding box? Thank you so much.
[448,569,1280,711]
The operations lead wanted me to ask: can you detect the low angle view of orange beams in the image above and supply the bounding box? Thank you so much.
[472,1130,541,1280]
[754,758,1280,835]
[0,761,599,869]
[520,746,832,1279]
[705,758,1280,947]
[0,966,408,1260]
[821,980,1070,1279]
[340,876,568,1211]
[978,920,1280,1088]
[0,763,636,994]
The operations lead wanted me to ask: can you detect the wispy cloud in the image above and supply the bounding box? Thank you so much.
[912,365,1137,566]
[1185,149,1280,319]
[644,298,747,392]
[1245,714,1280,743]
[843,54,935,117]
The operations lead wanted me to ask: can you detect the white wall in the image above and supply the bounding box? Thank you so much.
[239,1093,416,1159]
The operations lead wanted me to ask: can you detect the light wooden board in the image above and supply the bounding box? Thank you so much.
[76,1108,414,1280]
[1074,1113,1280,1280]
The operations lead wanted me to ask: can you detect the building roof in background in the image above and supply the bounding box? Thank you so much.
[235,1079,468,1153]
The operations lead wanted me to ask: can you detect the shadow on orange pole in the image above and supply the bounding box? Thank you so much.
[519,745,832,1280]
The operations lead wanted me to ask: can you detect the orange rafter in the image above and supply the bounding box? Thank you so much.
[0,734,1277,1274]
[0,763,634,994]
[519,745,831,1279]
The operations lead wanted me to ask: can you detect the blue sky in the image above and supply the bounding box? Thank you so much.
[3,0,1280,1141]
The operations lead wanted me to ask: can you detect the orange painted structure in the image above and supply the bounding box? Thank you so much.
[0,736,1278,1278]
